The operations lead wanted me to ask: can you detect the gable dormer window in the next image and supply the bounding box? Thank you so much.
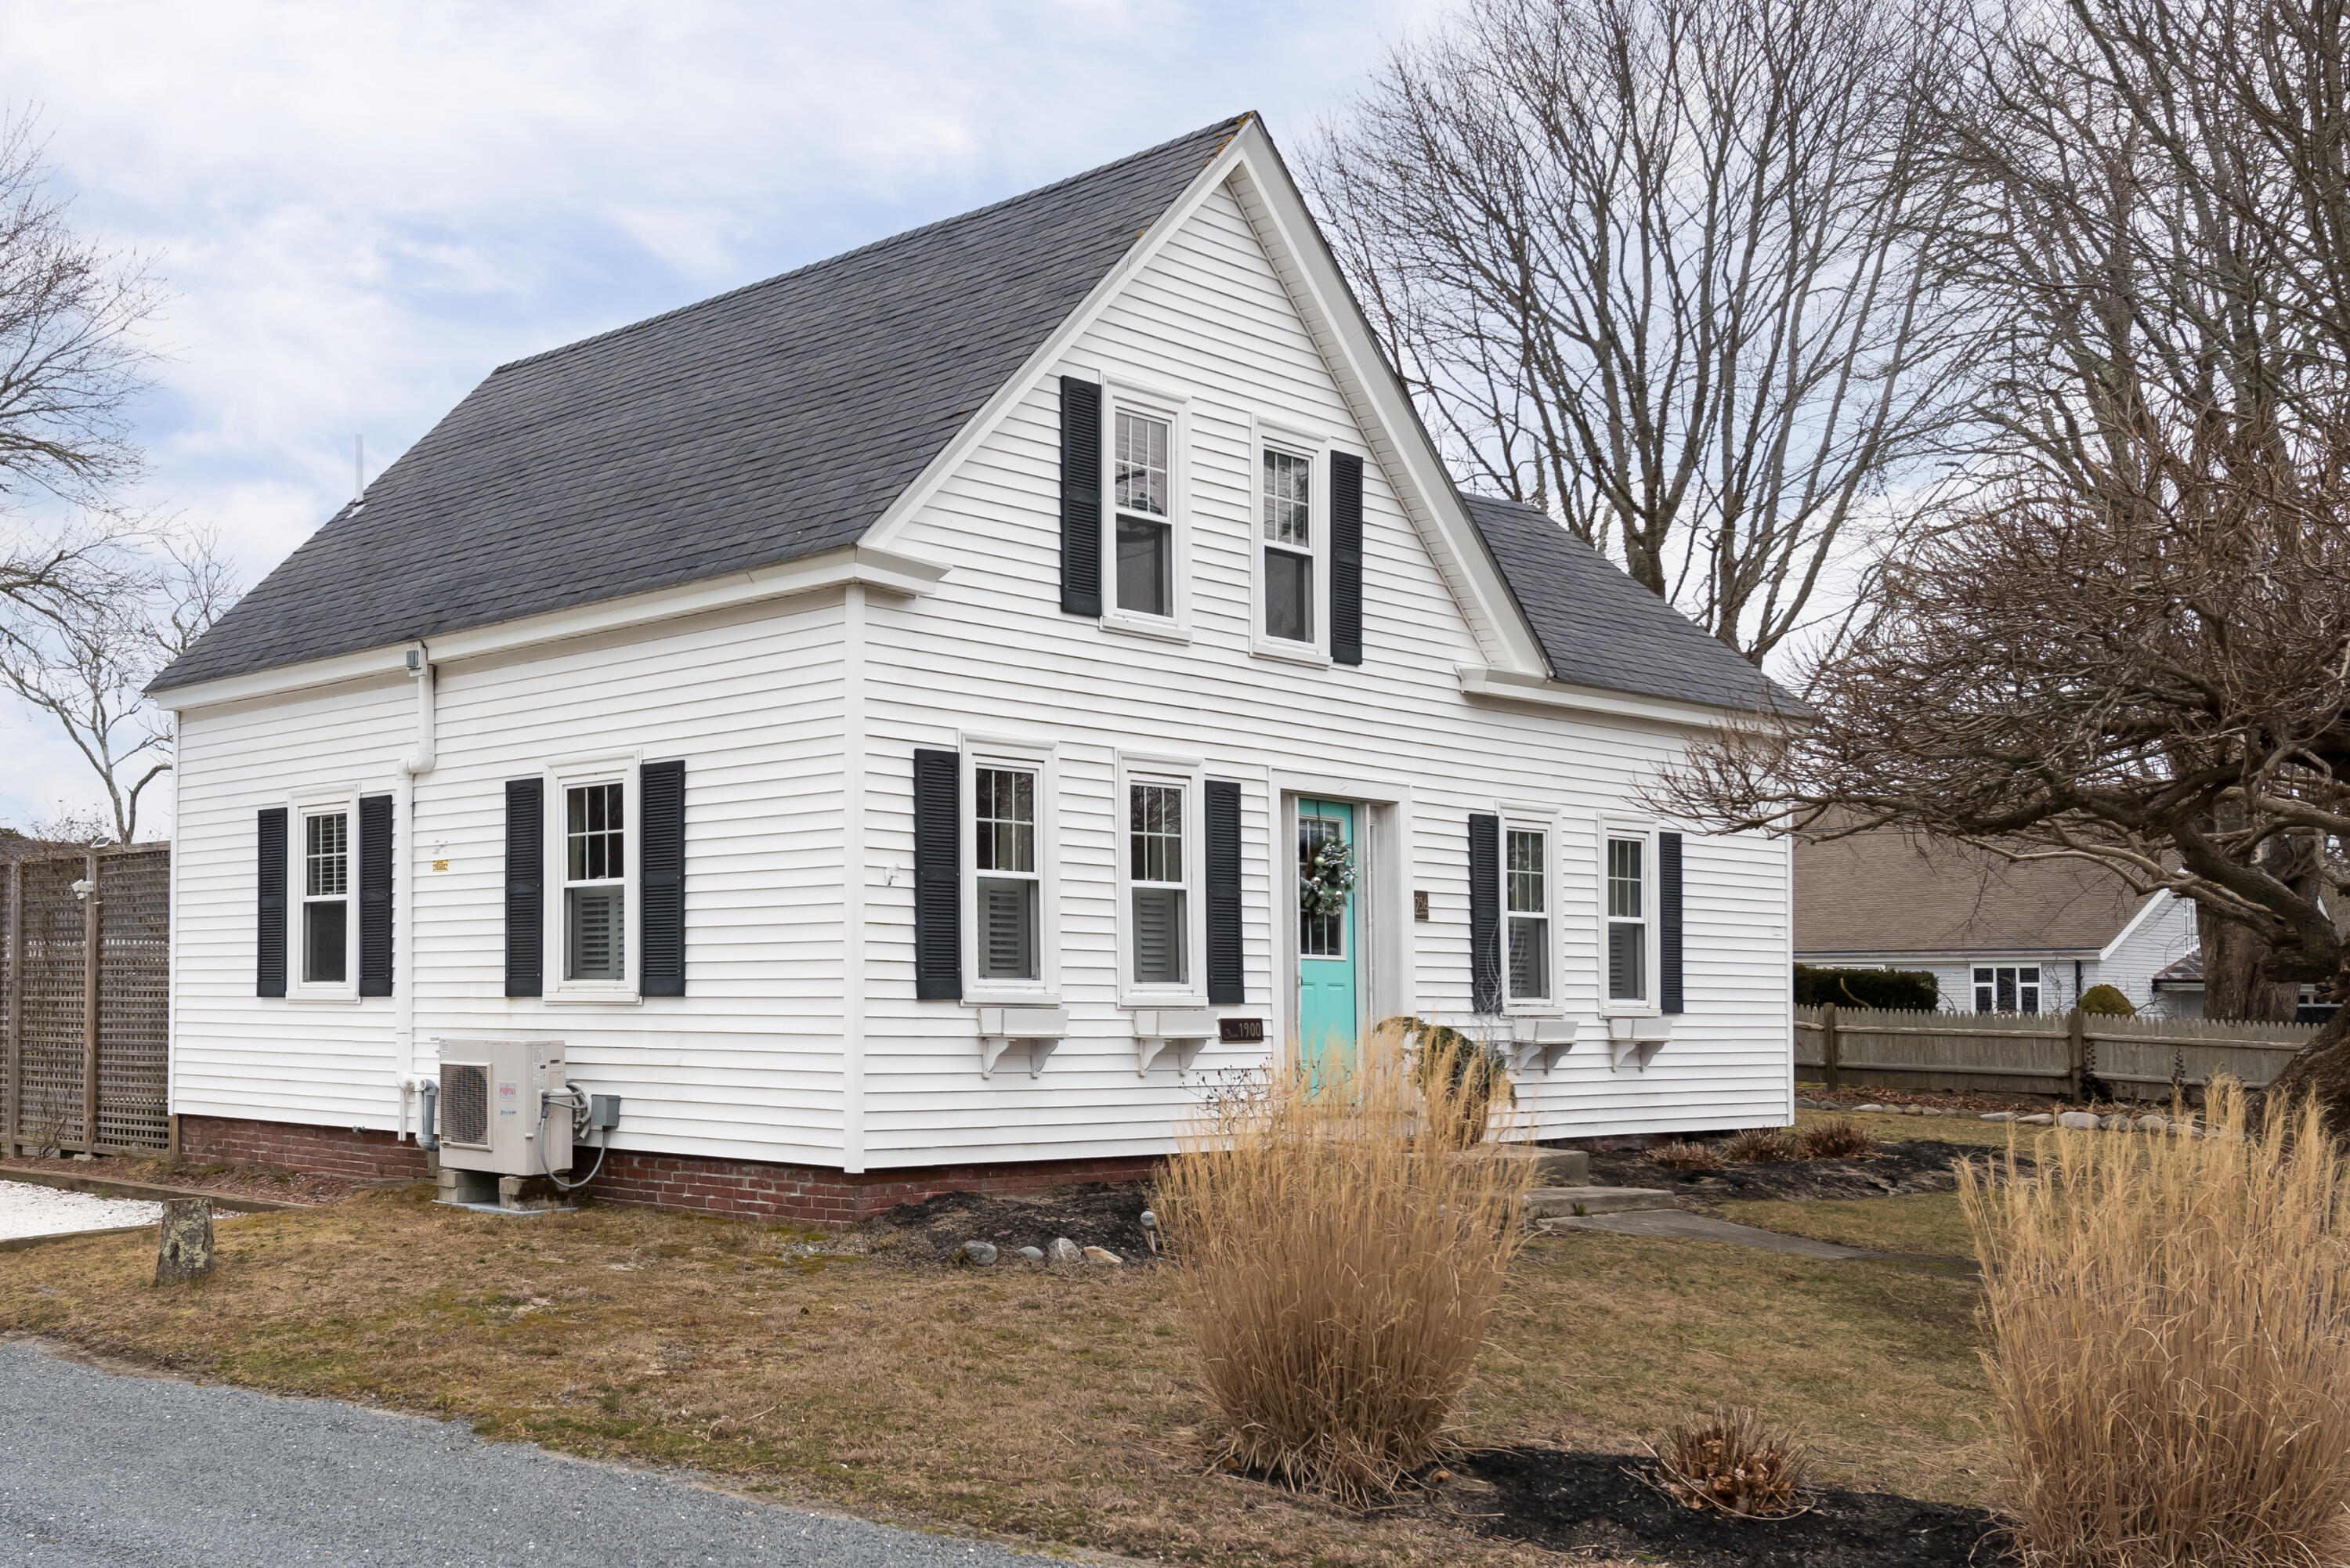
[1263,447,1314,643]
[1114,408,1173,618]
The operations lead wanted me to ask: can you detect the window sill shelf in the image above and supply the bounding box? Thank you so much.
[282,993,362,1006]
[1249,640,1330,669]
[540,992,644,1007]
[1099,614,1190,645]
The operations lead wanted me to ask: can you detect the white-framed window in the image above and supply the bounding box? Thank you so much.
[1250,420,1332,663]
[1603,824,1656,1010]
[294,800,356,996]
[961,736,1059,1004]
[544,756,640,1001]
[1101,381,1188,638]
[1116,753,1207,1005]
[1972,964,2043,1013]
[1506,826,1551,1003]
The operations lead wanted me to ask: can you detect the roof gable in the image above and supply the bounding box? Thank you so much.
[153,118,1247,692]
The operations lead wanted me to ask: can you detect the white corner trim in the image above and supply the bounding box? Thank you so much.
[1457,666,1752,729]
[2099,887,2180,964]
[152,544,948,714]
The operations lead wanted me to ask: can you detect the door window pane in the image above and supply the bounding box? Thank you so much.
[1299,815,1345,958]
[1116,514,1171,616]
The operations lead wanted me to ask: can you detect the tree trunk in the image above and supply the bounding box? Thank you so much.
[2262,1001,2350,1136]
[2196,902,2298,1021]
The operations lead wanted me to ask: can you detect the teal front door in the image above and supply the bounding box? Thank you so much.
[1296,800,1359,1074]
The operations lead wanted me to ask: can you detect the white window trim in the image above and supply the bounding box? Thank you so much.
[1499,811,1562,1015]
[960,735,1061,1007]
[286,785,360,1003]
[1599,816,1661,1017]
[1970,961,2045,1014]
[1115,750,1209,1010]
[544,753,642,1004]
[1249,415,1332,666]
[1099,377,1191,641]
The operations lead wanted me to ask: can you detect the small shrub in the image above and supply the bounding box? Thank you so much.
[1961,1080,2350,1566]
[1653,1408,1811,1518]
[1793,963,1938,1010]
[1643,1140,1727,1172]
[1795,1119,1875,1159]
[1722,1128,1802,1163]
[2078,983,2137,1017]
[1158,1032,1535,1502]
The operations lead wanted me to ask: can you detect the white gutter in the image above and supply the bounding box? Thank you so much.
[396,642,436,1137]
[1456,665,1762,730]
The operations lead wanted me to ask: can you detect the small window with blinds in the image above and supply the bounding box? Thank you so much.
[564,781,627,982]
[1607,834,1649,1004]
[1262,447,1314,644]
[1130,782,1188,986]
[974,766,1040,983]
[301,808,350,986]
[1112,408,1174,619]
[1506,828,1549,1003]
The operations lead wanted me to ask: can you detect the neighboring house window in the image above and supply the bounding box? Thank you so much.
[1262,446,1314,644]
[1973,964,2041,1013]
[1506,828,1549,1002]
[1130,782,1188,986]
[974,765,1040,982]
[1607,834,1648,1003]
[1113,407,1173,620]
[302,808,349,985]
[564,782,626,981]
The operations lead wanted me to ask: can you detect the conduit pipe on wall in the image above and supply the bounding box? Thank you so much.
[396,642,436,1138]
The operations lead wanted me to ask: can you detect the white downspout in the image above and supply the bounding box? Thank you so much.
[397,644,436,1136]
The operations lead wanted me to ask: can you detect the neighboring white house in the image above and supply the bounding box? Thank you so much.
[150,115,1797,1219]
[1795,829,2199,1016]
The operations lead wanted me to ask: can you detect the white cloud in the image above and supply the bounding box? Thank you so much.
[0,0,1461,830]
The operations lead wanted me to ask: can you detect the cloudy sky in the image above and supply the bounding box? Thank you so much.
[0,0,1454,836]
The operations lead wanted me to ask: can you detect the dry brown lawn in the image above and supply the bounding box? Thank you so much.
[0,1183,1998,1566]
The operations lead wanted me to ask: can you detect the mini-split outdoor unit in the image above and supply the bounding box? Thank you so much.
[436,1039,572,1177]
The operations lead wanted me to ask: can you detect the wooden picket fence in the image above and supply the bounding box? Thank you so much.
[1796,1003,2324,1100]
[0,845,171,1155]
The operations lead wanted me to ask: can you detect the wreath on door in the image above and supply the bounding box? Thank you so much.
[1300,838,1358,919]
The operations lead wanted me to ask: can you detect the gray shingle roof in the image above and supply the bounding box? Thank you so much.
[153,117,1250,692]
[1459,494,1794,714]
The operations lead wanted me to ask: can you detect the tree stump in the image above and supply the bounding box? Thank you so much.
[155,1198,215,1284]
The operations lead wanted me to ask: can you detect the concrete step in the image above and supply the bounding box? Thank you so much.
[1525,1185,1679,1217]
[1490,1147,1593,1187]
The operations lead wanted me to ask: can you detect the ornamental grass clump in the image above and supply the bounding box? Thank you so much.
[1644,1140,1728,1172]
[1795,1118,1874,1159]
[1157,1024,1535,1503]
[1722,1127,1802,1163]
[1960,1082,2350,1567]
[1652,1408,1812,1518]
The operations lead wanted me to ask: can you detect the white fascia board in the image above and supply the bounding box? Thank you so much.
[153,544,946,714]
[2099,887,2178,963]
[1458,664,1755,730]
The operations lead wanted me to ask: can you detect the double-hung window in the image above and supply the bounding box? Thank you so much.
[1113,407,1174,620]
[301,808,350,986]
[1606,833,1650,1005]
[564,782,626,981]
[974,766,1041,983]
[1262,446,1314,645]
[1506,828,1550,1003]
[1130,782,1188,986]
[1972,964,2041,1013]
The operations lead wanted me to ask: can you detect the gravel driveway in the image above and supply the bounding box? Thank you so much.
[0,1342,1059,1566]
[0,1180,168,1242]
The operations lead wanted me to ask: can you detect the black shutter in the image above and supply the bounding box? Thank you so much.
[357,793,393,997]
[1206,779,1242,1005]
[1059,377,1103,616]
[1329,450,1365,665]
[504,779,544,998]
[913,748,961,1000]
[1468,812,1501,1013]
[1660,831,1684,1014]
[256,807,287,998]
[640,760,685,998]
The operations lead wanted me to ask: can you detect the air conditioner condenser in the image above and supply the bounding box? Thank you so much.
[435,1039,571,1177]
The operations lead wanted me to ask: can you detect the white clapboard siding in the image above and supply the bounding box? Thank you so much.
[171,173,1795,1174]
[852,179,1792,1168]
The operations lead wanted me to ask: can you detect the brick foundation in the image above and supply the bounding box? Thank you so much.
[174,1114,1158,1223]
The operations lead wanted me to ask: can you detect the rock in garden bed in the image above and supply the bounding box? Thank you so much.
[1455,1447,2012,1567]
[1589,1138,2027,1202]
[848,1182,1163,1267]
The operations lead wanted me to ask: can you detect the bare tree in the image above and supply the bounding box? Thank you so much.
[1659,0,2350,1115]
[1310,0,1979,663]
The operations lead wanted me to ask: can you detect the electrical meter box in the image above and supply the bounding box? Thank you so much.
[436,1039,571,1176]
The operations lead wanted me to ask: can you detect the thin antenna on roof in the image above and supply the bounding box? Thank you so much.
[354,435,365,503]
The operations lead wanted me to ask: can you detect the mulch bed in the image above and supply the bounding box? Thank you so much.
[0,1154,375,1206]
[848,1182,1165,1266]
[1454,1447,2012,1567]
[1587,1138,2026,1202]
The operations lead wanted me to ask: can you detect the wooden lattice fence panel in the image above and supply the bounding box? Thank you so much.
[1,846,171,1154]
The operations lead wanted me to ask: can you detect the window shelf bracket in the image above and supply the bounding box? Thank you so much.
[978,1006,1068,1079]
[1606,1015,1671,1072]
[1132,1009,1214,1076]
[1508,1017,1578,1074]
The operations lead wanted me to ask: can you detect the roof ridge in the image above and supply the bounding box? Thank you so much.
[491,113,1252,378]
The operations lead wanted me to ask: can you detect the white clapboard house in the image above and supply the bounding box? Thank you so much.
[150,115,1795,1217]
